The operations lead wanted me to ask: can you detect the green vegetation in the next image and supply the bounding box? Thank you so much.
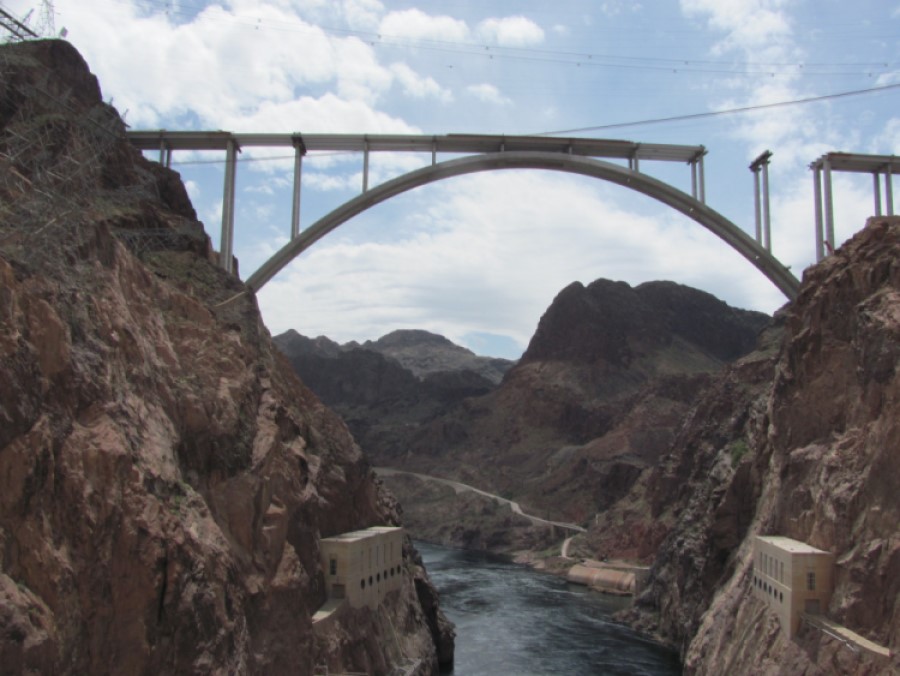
[729,439,750,466]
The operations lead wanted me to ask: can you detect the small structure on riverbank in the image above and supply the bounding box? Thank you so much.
[566,560,650,596]
[320,526,404,609]
[752,535,833,638]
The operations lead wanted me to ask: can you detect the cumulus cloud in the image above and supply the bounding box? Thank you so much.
[40,0,415,128]
[220,93,420,134]
[466,83,512,106]
[681,0,793,54]
[390,63,453,102]
[378,8,469,42]
[475,16,544,46]
[600,1,643,16]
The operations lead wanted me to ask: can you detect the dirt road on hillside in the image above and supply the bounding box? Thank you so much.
[375,467,586,534]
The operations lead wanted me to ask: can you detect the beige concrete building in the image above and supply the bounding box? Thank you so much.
[752,536,834,638]
[320,526,404,609]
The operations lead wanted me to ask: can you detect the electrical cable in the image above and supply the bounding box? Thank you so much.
[534,82,900,136]
[116,0,899,77]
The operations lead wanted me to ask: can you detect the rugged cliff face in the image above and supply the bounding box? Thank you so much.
[390,279,768,524]
[278,278,768,553]
[0,39,452,675]
[274,329,502,466]
[626,217,900,674]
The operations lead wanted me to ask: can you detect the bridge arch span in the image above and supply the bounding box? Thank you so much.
[245,151,800,299]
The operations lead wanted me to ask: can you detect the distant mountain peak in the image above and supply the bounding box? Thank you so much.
[367,329,469,353]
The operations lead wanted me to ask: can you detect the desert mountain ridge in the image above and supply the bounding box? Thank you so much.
[277,279,772,545]
[276,327,515,384]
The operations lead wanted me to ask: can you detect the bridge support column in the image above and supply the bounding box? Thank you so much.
[363,138,370,193]
[691,161,697,200]
[291,136,306,239]
[874,172,882,216]
[689,149,707,203]
[823,158,836,256]
[220,138,238,273]
[813,165,824,262]
[699,154,706,203]
[750,151,773,251]
[753,169,763,244]
[762,159,771,252]
[885,167,894,215]
[158,141,172,168]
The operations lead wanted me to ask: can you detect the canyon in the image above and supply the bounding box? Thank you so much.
[2,36,898,676]
[278,221,900,675]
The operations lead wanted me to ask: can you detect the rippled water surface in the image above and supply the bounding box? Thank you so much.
[419,542,682,676]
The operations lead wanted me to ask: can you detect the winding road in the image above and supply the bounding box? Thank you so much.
[375,467,586,534]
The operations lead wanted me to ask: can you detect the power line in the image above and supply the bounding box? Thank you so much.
[122,0,898,77]
[535,82,900,136]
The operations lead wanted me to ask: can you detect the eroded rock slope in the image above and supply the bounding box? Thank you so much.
[624,217,900,674]
[0,39,452,675]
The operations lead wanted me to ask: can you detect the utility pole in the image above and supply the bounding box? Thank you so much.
[0,7,39,41]
[0,1,58,41]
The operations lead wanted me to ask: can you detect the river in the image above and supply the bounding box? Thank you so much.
[418,542,682,676]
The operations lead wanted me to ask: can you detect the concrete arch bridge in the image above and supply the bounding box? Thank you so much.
[127,131,801,300]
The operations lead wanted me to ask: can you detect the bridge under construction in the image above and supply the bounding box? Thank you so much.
[126,130,897,300]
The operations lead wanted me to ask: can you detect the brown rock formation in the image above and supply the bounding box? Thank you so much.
[277,276,769,556]
[390,279,768,526]
[0,39,452,675]
[625,217,900,674]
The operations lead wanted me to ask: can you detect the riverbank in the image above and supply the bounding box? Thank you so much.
[376,468,652,596]
[418,542,682,675]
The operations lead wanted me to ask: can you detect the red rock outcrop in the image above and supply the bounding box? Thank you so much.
[0,39,452,675]
[627,216,900,674]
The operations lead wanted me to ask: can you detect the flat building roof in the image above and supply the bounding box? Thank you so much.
[322,526,403,544]
[757,536,829,555]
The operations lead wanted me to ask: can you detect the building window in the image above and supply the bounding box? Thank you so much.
[361,579,365,589]
[807,572,816,591]
[329,558,337,575]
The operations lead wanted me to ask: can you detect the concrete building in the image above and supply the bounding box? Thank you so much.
[752,536,834,638]
[320,526,404,609]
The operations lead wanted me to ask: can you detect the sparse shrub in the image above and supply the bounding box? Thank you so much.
[729,439,749,465]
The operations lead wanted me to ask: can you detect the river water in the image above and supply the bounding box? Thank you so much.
[418,543,682,676]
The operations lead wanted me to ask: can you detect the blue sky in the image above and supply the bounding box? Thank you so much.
[8,0,899,358]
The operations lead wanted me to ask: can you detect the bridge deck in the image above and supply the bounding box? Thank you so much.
[127,130,705,162]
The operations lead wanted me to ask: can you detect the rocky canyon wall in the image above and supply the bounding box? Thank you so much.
[627,216,900,674]
[0,39,451,675]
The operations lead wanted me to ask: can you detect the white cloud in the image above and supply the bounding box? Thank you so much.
[339,0,384,30]
[47,0,409,129]
[869,118,900,154]
[476,16,545,47]
[466,83,512,106]
[600,1,643,16]
[184,179,201,201]
[378,8,469,42]
[390,63,453,102]
[681,0,793,53]
[220,92,420,134]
